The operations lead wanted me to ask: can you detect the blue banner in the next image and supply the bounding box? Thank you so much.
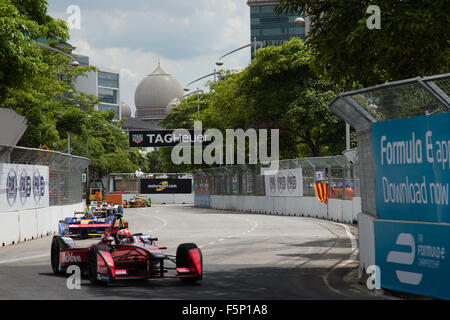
[374,220,450,299]
[371,113,450,223]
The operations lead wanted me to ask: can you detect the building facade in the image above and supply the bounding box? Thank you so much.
[247,0,307,56]
[74,55,122,119]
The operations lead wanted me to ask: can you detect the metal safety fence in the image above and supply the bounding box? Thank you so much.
[329,73,450,217]
[0,145,90,206]
[193,153,359,200]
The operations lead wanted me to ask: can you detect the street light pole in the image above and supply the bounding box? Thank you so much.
[171,89,204,116]
[346,123,351,150]
[68,132,71,154]
[36,42,80,67]
[184,72,219,91]
[37,42,80,154]
[215,38,258,67]
[197,87,201,116]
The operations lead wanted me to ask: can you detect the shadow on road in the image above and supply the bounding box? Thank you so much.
[0,262,383,300]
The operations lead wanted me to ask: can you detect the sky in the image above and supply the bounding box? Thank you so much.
[46,0,251,116]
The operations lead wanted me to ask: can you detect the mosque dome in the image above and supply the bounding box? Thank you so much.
[120,102,132,119]
[134,60,184,120]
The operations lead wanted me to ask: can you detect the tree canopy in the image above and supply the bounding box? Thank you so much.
[276,0,450,88]
[1,0,149,177]
[161,39,348,172]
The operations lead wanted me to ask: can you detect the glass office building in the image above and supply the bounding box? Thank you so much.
[248,0,306,56]
[98,71,120,118]
[74,67,122,119]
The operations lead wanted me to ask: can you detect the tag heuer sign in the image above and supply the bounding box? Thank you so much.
[129,130,211,148]
[132,134,144,144]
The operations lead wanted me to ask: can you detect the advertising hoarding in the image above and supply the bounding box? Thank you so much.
[374,219,450,299]
[129,130,211,148]
[371,113,450,299]
[0,164,49,212]
[140,179,192,194]
[371,113,449,223]
[264,168,303,197]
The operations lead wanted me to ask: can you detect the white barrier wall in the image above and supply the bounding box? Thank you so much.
[122,193,194,204]
[0,202,84,247]
[357,212,376,274]
[206,195,360,223]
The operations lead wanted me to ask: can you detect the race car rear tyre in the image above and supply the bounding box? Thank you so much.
[88,245,112,285]
[176,243,203,282]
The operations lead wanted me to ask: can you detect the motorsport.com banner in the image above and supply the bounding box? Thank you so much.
[129,130,212,148]
[140,179,192,194]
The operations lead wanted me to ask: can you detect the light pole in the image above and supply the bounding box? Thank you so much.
[171,89,204,116]
[36,42,80,67]
[184,72,219,92]
[185,39,261,92]
[294,17,305,25]
[37,42,80,154]
[215,37,260,67]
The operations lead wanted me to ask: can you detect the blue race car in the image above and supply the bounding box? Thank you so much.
[58,208,121,239]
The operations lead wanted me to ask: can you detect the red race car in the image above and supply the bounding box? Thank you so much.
[50,215,202,285]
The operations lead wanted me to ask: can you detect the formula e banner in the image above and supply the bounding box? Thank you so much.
[371,113,450,223]
[374,219,450,299]
[264,168,303,197]
[140,179,192,194]
[0,163,49,212]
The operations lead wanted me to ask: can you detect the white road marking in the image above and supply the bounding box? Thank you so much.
[337,223,358,265]
[201,215,259,249]
[322,223,359,296]
[148,216,168,233]
[0,253,49,265]
[322,274,343,296]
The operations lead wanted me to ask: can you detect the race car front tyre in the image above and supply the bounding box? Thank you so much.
[51,237,63,274]
[88,245,112,285]
[176,243,203,282]
[50,236,75,274]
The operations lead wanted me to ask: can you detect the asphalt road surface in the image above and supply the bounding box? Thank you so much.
[0,205,389,300]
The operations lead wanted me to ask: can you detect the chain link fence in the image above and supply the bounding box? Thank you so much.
[0,145,90,206]
[329,73,450,217]
[194,154,359,200]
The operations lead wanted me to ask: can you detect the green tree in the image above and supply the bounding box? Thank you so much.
[215,39,346,158]
[161,38,347,170]
[0,0,68,101]
[146,149,168,173]
[281,80,345,156]
[1,0,149,178]
[276,0,450,88]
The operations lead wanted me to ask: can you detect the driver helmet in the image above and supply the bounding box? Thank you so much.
[84,211,94,219]
[116,229,131,243]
